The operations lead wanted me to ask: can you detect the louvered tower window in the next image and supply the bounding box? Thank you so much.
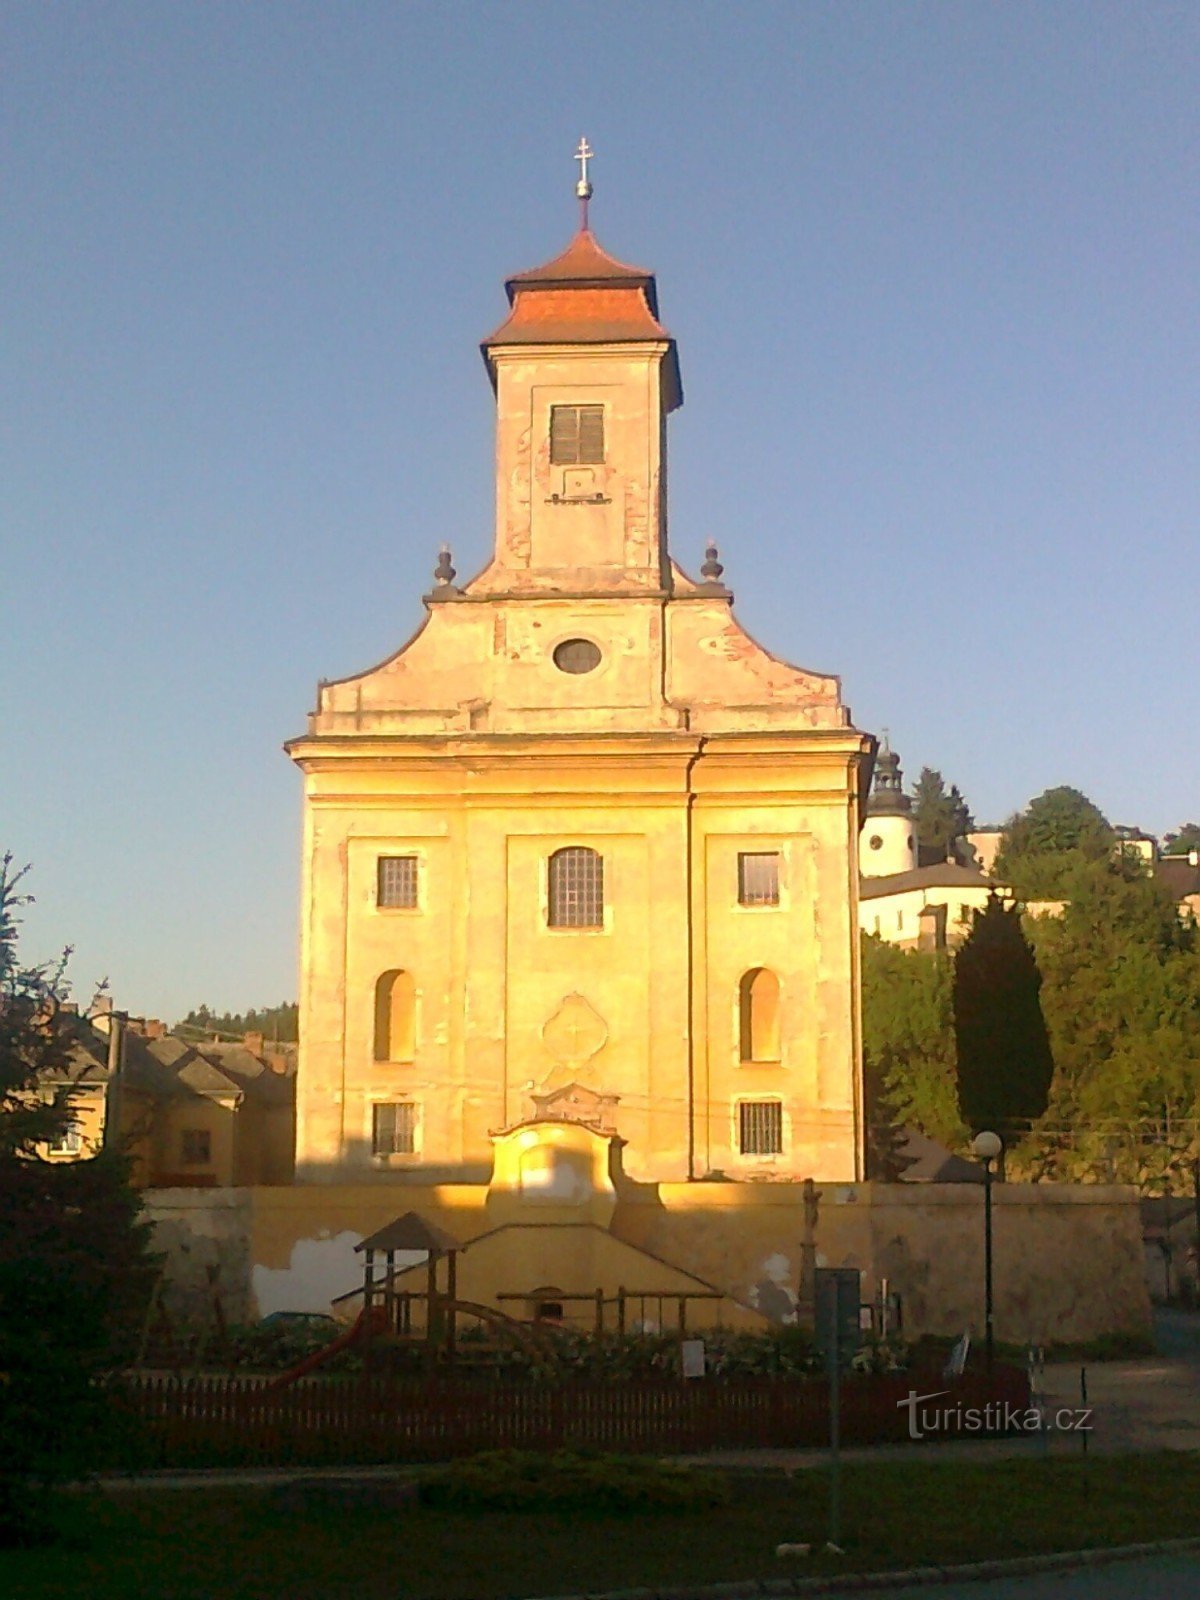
[547,847,604,928]
[378,856,418,909]
[550,405,605,465]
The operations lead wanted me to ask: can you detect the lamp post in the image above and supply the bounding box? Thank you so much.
[972,1130,1003,1373]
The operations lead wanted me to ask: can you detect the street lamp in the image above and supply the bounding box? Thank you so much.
[972,1130,1003,1373]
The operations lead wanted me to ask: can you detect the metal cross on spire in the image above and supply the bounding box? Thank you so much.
[574,136,594,229]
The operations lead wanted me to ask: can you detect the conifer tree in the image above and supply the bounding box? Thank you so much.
[910,768,973,858]
[953,894,1054,1151]
[0,855,153,1543]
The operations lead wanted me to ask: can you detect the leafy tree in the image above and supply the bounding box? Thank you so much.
[0,855,154,1542]
[953,895,1054,1153]
[910,768,974,859]
[1163,822,1200,856]
[1023,854,1200,1190]
[861,934,966,1175]
[993,786,1114,900]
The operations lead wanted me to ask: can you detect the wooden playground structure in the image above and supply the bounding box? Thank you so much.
[134,1210,739,1385]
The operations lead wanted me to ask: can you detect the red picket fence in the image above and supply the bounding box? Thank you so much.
[111,1365,1030,1469]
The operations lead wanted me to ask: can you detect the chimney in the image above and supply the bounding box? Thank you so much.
[917,903,948,953]
[266,1049,289,1076]
[144,1018,166,1041]
[243,1030,265,1057]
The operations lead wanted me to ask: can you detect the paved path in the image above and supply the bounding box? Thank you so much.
[677,1336,1200,1470]
[882,1552,1200,1598]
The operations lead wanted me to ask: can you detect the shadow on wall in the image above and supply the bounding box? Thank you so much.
[296,1144,493,1186]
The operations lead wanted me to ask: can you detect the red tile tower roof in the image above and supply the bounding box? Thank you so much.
[482,227,682,411]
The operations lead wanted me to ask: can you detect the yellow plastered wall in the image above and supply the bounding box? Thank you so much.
[293,733,865,1185]
[142,1149,1152,1345]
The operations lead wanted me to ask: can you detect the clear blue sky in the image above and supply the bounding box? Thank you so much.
[4,2,1197,1019]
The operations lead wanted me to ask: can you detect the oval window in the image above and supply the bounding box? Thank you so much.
[553,638,602,675]
[868,835,884,851]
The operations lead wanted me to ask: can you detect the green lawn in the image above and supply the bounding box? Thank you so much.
[3,1454,1199,1600]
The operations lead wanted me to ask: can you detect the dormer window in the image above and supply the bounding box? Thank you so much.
[550,404,604,465]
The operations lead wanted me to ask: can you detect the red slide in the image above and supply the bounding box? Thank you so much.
[267,1305,388,1389]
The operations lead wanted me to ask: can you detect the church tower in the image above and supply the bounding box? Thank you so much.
[287,149,875,1186]
[859,740,917,878]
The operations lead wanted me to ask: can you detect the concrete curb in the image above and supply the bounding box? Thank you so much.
[525,1535,1200,1600]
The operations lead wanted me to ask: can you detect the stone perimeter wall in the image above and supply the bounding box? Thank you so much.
[141,1179,1150,1346]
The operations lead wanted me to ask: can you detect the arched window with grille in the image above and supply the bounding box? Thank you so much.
[547,847,604,929]
[374,969,416,1062]
[739,967,781,1062]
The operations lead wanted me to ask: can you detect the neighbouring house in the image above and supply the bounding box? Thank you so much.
[38,1006,116,1162]
[40,1008,295,1187]
[858,742,1005,950]
[1156,850,1200,925]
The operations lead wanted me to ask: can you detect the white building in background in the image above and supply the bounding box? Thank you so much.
[858,743,1001,950]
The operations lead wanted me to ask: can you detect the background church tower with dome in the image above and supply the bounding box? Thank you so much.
[858,738,917,880]
[287,147,876,1187]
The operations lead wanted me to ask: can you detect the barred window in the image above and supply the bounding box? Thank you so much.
[181,1128,211,1165]
[378,855,418,909]
[738,1101,783,1156]
[738,852,780,906]
[548,847,604,929]
[550,404,605,465]
[372,1101,417,1156]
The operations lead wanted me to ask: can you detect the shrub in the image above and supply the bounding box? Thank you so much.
[419,1449,729,1513]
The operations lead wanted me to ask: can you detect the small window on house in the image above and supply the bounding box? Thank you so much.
[739,967,781,1062]
[181,1128,211,1165]
[548,847,604,929]
[372,1101,417,1156]
[49,1121,82,1156]
[738,852,780,906]
[550,404,604,465]
[738,1100,783,1156]
[378,855,418,909]
[374,970,416,1062]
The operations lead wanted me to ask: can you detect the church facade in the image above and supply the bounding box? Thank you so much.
[287,199,875,1187]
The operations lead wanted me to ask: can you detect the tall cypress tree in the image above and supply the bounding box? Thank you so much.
[954,895,1054,1150]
